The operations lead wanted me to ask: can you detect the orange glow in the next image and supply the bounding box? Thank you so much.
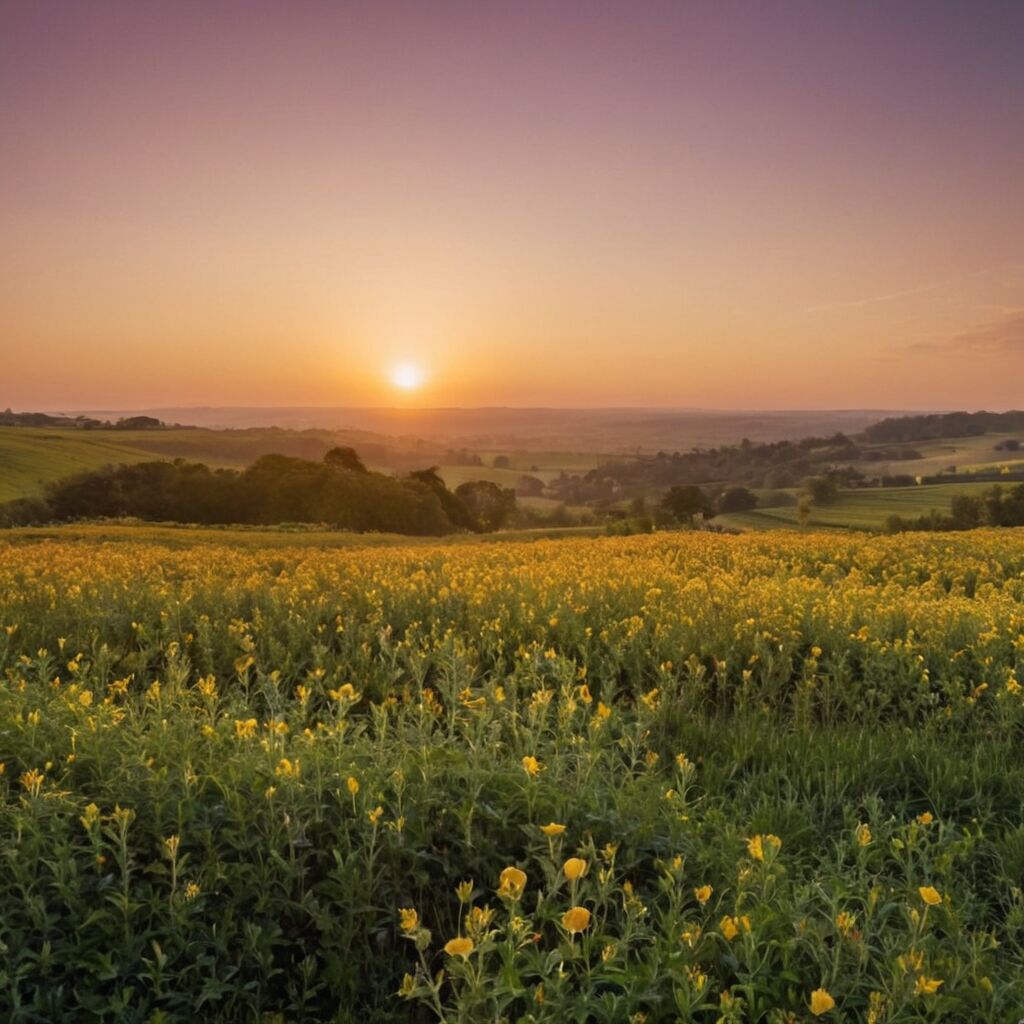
[390,363,426,392]
[1,4,1021,411]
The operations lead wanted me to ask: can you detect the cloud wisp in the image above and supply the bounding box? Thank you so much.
[904,310,1024,356]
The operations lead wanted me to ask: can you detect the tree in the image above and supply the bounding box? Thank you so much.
[407,468,476,531]
[804,476,838,505]
[718,487,758,514]
[454,480,517,532]
[113,415,163,430]
[950,494,982,530]
[660,485,712,523]
[323,446,368,473]
[492,455,511,469]
[516,475,545,497]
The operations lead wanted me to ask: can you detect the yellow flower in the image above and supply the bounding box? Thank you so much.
[467,905,495,936]
[563,857,588,881]
[234,718,257,739]
[456,880,474,903]
[746,833,782,862]
[368,805,383,825]
[867,992,886,1024]
[918,886,942,906]
[694,884,713,905]
[687,965,708,989]
[540,822,566,836]
[916,811,934,825]
[19,768,45,797]
[443,936,474,959]
[914,975,944,996]
[329,682,360,702]
[897,949,925,973]
[809,988,835,1015]
[183,881,201,901]
[498,866,527,900]
[855,822,872,847]
[80,802,101,830]
[562,906,591,934]
[346,775,359,795]
[719,915,739,940]
[521,755,542,777]
[835,910,856,936]
[398,907,418,933]
[459,687,486,710]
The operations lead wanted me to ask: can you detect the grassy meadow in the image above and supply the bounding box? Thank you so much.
[2,529,1023,1022]
[0,430,156,503]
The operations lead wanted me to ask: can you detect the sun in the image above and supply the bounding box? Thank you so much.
[390,362,425,391]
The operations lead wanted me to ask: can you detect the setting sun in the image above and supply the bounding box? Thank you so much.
[390,362,425,392]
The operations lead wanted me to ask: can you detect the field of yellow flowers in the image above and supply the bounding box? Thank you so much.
[2,529,1024,1022]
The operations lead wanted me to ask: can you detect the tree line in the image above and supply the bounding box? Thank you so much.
[0,448,516,535]
[864,410,1024,443]
[0,410,169,429]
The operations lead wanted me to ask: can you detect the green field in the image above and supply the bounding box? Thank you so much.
[720,482,1002,531]
[0,429,158,502]
[870,434,1024,478]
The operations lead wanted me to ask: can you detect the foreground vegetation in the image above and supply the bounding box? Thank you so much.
[2,530,1024,1022]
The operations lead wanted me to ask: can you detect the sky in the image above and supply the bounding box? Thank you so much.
[1,0,1022,411]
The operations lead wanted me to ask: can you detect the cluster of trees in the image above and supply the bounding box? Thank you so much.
[865,410,1024,443]
[0,448,516,535]
[0,410,168,430]
[884,485,1024,534]
[606,484,762,535]
[583,434,877,492]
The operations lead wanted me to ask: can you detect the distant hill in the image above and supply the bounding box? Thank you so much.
[68,406,901,452]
